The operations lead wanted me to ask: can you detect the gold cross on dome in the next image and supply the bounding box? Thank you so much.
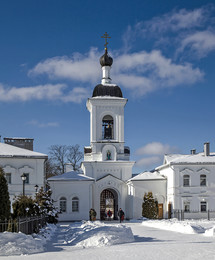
[101,32,111,49]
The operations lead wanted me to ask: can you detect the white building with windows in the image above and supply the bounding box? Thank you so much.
[0,142,47,203]
[48,46,215,221]
[154,143,215,219]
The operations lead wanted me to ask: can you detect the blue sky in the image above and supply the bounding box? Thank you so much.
[1,0,215,173]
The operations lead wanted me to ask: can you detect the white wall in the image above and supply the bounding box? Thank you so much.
[0,157,46,203]
[49,180,93,221]
[129,179,167,219]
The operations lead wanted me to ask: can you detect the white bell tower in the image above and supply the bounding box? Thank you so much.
[82,38,134,182]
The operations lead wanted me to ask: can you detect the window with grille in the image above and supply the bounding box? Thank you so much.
[184,202,190,212]
[200,201,207,212]
[60,197,67,212]
[200,175,206,186]
[72,197,79,212]
[183,175,190,187]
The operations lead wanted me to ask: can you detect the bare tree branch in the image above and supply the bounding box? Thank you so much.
[49,145,68,174]
[67,144,83,171]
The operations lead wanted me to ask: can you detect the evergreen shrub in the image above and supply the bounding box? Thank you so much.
[0,167,11,220]
[142,192,158,219]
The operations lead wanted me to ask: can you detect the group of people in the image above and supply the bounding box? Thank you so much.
[89,208,125,222]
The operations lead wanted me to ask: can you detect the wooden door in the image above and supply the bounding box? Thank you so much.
[158,204,163,219]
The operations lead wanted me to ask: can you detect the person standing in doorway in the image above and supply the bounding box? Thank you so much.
[107,209,112,220]
[118,208,124,223]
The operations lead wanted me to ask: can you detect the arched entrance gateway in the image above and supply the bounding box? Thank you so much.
[100,189,118,220]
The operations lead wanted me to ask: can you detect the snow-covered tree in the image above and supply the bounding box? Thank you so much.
[0,167,10,220]
[142,192,158,219]
[35,185,58,223]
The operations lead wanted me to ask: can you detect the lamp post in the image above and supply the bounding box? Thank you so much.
[34,184,39,194]
[21,173,26,196]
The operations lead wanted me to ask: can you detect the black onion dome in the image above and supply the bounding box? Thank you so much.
[92,84,123,98]
[100,49,113,67]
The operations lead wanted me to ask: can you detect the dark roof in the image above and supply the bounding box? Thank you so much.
[100,49,113,67]
[92,84,123,98]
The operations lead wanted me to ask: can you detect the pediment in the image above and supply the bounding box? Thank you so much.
[3,165,16,173]
[19,165,34,174]
[180,168,194,174]
[96,174,125,190]
[197,168,210,174]
[97,174,124,184]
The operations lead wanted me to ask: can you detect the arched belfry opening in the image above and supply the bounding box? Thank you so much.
[100,188,118,220]
[102,115,113,140]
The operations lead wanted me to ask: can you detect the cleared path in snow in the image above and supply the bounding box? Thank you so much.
[1,221,215,260]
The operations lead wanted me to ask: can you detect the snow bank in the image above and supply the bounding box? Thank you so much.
[64,221,134,248]
[0,224,56,256]
[141,219,215,236]
[204,226,215,237]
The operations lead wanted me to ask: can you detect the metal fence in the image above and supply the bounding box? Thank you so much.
[0,215,47,234]
[173,210,215,221]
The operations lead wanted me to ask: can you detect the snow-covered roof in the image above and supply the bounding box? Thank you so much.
[0,143,47,158]
[129,171,166,181]
[163,152,215,165]
[48,171,95,181]
[4,137,34,140]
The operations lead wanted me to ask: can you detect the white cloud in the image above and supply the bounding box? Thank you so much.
[122,5,215,59]
[143,7,208,34]
[136,142,179,156]
[0,83,66,102]
[29,48,101,82]
[61,87,90,103]
[136,156,161,167]
[135,142,180,169]
[114,50,203,96]
[28,120,59,128]
[0,83,89,103]
[178,30,215,58]
[28,49,203,98]
[122,6,209,50]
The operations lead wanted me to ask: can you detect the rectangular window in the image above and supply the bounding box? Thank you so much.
[60,200,66,212]
[72,201,79,212]
[183,175,190,187]
[201,201,207,212]
[200,175,206,186]
[24,173,29,184]
[5,173,11,184]
[184,202,190,212]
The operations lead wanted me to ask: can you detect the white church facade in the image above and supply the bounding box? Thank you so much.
[48,45,215,221]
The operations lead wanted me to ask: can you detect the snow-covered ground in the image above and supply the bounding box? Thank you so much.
[0,224,56,256]
[0,219,215,259]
